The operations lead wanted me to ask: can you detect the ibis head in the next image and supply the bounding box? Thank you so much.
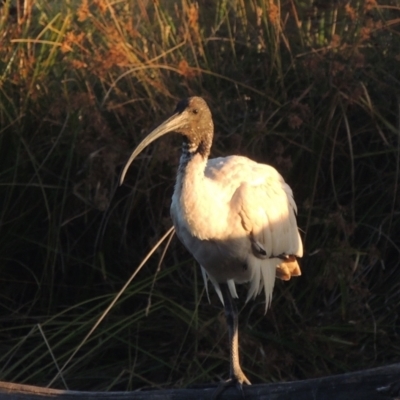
[120,96,213,185]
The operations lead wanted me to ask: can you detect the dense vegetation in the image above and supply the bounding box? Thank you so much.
[0,0,399,391]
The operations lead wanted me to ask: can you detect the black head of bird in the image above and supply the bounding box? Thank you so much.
[120,96,213,185]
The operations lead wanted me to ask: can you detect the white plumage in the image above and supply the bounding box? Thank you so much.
[120,96,303,393]
[171,154,302,310]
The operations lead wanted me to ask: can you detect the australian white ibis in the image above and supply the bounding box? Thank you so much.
[120,96,303,394]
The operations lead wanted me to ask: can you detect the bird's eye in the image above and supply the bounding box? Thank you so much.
[192,109,199,114]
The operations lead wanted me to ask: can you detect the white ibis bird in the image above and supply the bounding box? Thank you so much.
[120,96,303,394]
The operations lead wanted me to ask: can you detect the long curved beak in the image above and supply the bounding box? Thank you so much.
[120,111,187,185]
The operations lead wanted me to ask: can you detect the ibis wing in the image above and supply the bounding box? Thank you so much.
[233,176,302,260]
[231,173,303,309]
[203,156,302,309]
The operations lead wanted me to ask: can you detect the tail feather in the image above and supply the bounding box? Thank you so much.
[201,256,300,311]
[260,259,277,312]
[245,256,276,312]
[200,266,238,306]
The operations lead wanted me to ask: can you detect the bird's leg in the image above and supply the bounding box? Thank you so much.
[213,283,251,398]
[222,283,251,386]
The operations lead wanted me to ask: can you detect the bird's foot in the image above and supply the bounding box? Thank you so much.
[212,374,251,399]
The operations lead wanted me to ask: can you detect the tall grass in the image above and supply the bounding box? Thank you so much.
[0,0,399,391]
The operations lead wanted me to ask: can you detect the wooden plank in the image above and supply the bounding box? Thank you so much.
[0,363,399,399]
